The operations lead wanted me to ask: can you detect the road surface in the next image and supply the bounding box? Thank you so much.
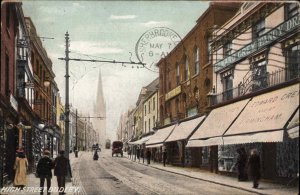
[78,150,256,195]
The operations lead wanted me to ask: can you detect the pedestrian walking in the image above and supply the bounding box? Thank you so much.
[13,150,28,190]
[37,150,54,195]
[137,146,140,162]
[146,149,151,165]
[141,148,144,164]
[54,150,72,195]
[162,147,167,167]
[93,150,99,160]
[248,149,261,188]
[235,147,247,181]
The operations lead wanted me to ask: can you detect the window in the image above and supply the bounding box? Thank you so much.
[176,63,180,85]
[5,53,9,95]
[224,41,232,58]
[286,44,300,80]
[206,36,212,63]
[223,75,233,101]
[252,60,267,90]
[144,105,146,116]
[184,57,189,81]
[148,118,150,132]
[153,116,155,127]
[145,121,147,133]
[252,19,265,40]
[285,3,299,19]
[148,101,150,113]
[153,97,155,111]
[194,47,200,75]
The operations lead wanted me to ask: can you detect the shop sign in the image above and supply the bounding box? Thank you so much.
[215,15,300,71]
[165,85,181,101]
[25,82,34,88]
[10,94,18,111]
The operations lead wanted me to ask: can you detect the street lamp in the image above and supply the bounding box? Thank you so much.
[43,79,51,88]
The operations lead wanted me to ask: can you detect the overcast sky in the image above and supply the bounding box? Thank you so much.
[22,1,210,140]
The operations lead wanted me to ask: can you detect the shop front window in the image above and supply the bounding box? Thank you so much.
[202,147,210,165]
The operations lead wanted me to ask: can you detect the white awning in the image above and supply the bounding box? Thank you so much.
[129,135,152,145]
[186,137,224,147]
[287,109,299,139]
[189,99,250,140]
[288,126,299,139]
[146,143,163,148]
[165,115,206,143]
[146,124,176,145]
[223,130,284,145]
[225,83,299,136]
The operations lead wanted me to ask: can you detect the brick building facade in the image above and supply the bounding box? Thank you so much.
[158,3,241,126]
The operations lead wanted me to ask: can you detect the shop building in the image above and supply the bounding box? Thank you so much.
[158,3,240,126]
[25,17,60,160]
[187,2,299,181]
[156,2,240,168]
[143,78,159,134]
[1,2,23,187]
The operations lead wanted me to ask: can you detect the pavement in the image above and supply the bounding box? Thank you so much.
[126,154,299,195]
[0,153,83,195]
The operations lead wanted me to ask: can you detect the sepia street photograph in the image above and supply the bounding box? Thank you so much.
[0,1,299,195]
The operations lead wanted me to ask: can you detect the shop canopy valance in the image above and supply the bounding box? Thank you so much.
[146,124,176,146]
[165,115,205,143]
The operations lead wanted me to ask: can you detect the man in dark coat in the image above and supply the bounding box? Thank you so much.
[54,150,72,195]
[37,150,53,195]
[236,147,247,181]
[146,149,151,165]
[162,147,167,167]
[248,149,261,188]
[137,147,140,162]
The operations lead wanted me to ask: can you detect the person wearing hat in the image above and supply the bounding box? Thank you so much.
[37,150,54,195]
[54,150,72,195]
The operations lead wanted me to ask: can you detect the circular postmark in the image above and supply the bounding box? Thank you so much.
[135,27,182,72]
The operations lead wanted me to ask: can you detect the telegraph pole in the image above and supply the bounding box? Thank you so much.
[75,109,78,157]
[64,32,70,160]
[59,32,144,159]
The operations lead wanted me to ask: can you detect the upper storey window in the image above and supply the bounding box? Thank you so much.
[252,19,265,40]
[194,47,200,75]
[285,3,299,20]
[223,41,232,58]
[184,56,189,81]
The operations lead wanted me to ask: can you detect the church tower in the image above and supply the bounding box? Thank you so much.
[93,69,106,147]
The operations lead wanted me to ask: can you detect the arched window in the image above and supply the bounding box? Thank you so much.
[176,62,180,85]
[184,56,189,81]
[194,47,200,75]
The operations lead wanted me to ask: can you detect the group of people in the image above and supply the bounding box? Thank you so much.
[235,148,261,189]
[13,149,72,195]
[128,147,167,167]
